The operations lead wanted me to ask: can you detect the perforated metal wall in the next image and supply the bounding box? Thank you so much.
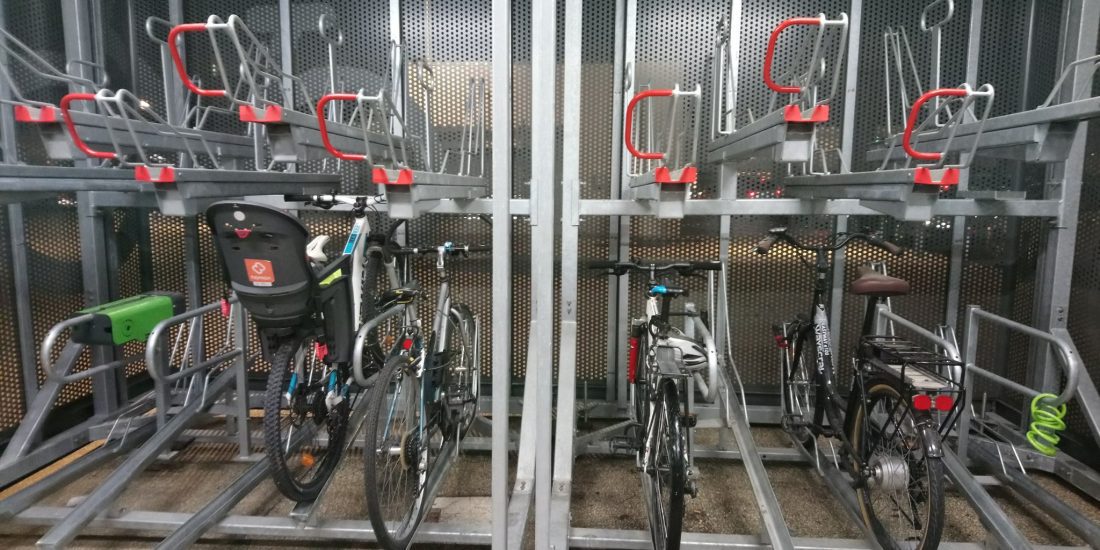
[0,207,25,432]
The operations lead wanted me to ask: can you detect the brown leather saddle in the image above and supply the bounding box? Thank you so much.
[850,265,910,297]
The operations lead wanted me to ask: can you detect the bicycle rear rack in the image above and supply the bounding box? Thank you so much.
[623,84,701,218]
[706,13,847,167]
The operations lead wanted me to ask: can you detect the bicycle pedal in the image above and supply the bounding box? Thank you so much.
[682,413,698,428]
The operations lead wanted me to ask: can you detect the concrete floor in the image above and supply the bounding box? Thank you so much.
[1,421,1098,549]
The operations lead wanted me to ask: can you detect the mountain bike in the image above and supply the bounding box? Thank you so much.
[759,227,964,550]
[205,195,395,503]
[591,259,722,550]
[363,241,484,550]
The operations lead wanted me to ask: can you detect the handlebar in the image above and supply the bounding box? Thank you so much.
[284,193,383,208]
[588,260,723,277]
[755,227,903,256]
[167,23,228,98]
[392,244,491,257]
[59,92,118,160]
[316,93,365,161]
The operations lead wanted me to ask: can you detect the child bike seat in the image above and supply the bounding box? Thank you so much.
[850,265,910,297]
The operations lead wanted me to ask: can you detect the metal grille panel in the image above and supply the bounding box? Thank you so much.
[0,207,26,432]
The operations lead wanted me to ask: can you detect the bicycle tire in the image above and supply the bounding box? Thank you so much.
[363,355,427,549]
[442,304,480,440]
[262,336,348,502]
[783,326,818,450]
[850,376,945,550]
[643,379,686,550]
[360,245,386,372]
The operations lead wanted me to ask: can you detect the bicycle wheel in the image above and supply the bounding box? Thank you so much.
[642,379,686,550]
[850,376,945,550]
[783,325,818,449]
[262,336,349,502]
[360,244,387,373]
[364,355,429,549]
[440,304,480,439]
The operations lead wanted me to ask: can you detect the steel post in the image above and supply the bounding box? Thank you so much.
[490,2,513,547]
[529,1,557,547]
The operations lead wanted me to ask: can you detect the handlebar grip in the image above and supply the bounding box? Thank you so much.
[167,23,227,98]
[316,93,365,161]
[764,17,823,94]
[59,93,118,160]
[903,88,968,162]
[587,260,619,270]
[755,234,780,255]
[623,89,673,160]
[464,245,492,253]
[688,261,723,271]
[879,239,904,256]
[284,194,313,202]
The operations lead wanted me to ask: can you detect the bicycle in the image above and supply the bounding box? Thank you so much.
[362,241,484,550]
[759,227,964,550]
[205,195,394,503]
[591,259,722,550]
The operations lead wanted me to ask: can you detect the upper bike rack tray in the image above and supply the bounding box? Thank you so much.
[371,167,489,219]
[0,164,338,215]
[17,104,257,165]
[623,85,702,219]
[239,104,393,164]
[625,166,697,219]
[866,95,1100,165]
[0,164,141,204]
[706,104,827,166]
[783,167,958,221]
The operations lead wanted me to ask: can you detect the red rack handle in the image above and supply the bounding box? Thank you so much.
[59,93,118,160]
[903,88,968,162]
[764,17,822,94]
[168,23,227,98]
[316,93,365,161]
[624,89,673,160]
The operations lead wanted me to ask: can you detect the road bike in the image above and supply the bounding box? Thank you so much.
[362,241,484,550]
[591,259,722,550]
[205,195,394,502]
[759,227,964,550]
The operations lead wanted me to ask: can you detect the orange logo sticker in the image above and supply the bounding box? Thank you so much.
[244,258,274,286]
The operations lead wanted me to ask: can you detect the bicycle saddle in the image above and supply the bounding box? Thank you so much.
[376,287,420,309]
[850,265,910,297]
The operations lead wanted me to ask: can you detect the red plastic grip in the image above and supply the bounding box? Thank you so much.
[316,93,365,161]
[168,23,227,98]
[59,93,118,160]
[764,17,822,94]
[903,88,968,162]
[624,89,673,160]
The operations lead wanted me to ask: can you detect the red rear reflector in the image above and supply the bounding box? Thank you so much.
[912,394,932,411]
[234,228,252,239]
[627,337,639,384]
[935,395,954,411]
[402,338,413,350]
[774,335,788,349]
[314,342,328,361]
